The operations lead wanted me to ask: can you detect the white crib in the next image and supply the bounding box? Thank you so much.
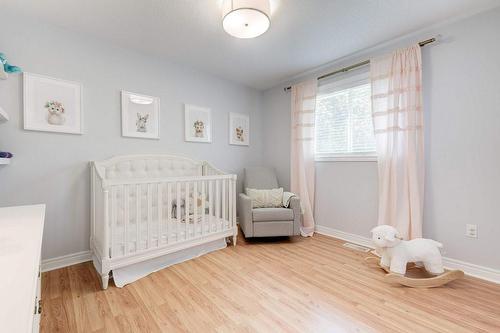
[90,154,237,289]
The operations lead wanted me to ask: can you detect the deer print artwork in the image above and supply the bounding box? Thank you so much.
[194,120,205,138]
[235,126,244,142]
[136,113,149,132]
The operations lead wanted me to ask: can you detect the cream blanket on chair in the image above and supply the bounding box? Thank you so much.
[282,191,296,208]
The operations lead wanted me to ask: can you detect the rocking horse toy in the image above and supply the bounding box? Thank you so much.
[365,225,464,288]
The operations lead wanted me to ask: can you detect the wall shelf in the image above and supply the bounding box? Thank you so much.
[0,158,11,165]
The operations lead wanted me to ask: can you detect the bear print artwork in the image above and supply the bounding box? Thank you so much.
[45,100,66,125]
[194,120,205,138]
[229,112,249,146]
[136,113,149,133]
[184,104,211,143]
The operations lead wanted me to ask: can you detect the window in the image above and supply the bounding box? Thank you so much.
[315,71,376,161]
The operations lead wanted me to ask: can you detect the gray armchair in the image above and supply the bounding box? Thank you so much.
[238,167,301,238]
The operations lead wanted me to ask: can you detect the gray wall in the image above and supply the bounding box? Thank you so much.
[0,14,264,260]
[262,8,500,269]
[262,85,292,190]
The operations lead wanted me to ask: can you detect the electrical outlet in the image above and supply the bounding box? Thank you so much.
[465,224,478,238]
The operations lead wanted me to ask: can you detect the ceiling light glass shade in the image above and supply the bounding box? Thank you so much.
[222,0,270,39]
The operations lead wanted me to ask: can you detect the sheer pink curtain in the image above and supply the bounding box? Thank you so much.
[370,44,424,240]
[291,80,317,237]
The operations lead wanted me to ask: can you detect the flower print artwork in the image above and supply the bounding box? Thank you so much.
[45,100,66,125]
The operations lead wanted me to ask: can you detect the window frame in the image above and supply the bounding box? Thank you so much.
[315,153,377,162]
[314,71,377,162]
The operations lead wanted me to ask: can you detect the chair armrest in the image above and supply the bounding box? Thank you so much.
[238,193,253,237]
[289,196,302,236]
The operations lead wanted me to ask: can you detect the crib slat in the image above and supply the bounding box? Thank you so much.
[233,178,237,229]
[110,187,116,258]
[147,183,152,249]
[222,179,226,229]
[185,181,189,240]
[103,190,110,258]
[201,181,206,236]
[193,182,198,239]
[228,180,232,231]
[136,184,140,252]
[215,179,220,223]
[176,182,181,242]
[123,185,129,255]
[167,182,172,244]
[157,183,162,247]
[208,180,213,233]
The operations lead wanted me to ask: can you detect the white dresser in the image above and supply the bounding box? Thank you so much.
[0,205,45,333]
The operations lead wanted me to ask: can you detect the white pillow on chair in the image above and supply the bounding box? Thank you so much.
[246,188,284,208]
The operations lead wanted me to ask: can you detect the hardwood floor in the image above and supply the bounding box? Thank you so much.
[41,232,500,332]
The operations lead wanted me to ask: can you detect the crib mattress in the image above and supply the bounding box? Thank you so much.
[110,214,230,257]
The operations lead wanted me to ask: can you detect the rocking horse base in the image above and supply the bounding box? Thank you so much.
[365,256,464,288]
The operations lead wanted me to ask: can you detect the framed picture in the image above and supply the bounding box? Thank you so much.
[229,112,249,146]
[184,104,212,143]
[121,90,160,139]
[23,72,83,134]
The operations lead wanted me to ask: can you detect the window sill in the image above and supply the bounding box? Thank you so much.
[315,155,378,162]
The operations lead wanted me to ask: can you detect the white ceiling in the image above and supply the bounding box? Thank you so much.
[4,0,499,90]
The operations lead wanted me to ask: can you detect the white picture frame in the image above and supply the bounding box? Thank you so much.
[184,104,212,143]
[229,112,250,146]
[23,72,83,134]
[121,90,160,140]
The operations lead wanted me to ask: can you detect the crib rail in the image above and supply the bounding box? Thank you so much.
[102,174,235,187]
[94,173,237,259]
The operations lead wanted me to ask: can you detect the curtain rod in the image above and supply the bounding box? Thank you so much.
[284,37,436,92]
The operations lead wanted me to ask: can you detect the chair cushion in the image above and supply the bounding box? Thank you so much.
[246,188,283,208]
[244,167,279,190]
[253,208,293,222]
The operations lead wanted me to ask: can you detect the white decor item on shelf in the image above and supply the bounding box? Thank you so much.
[0,106,9,123]
[0,158,11,165]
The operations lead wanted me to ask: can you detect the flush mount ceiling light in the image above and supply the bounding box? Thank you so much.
[222,0,270,39]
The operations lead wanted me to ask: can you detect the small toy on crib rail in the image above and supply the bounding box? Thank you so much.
[0,53,22,80]
[365,224,464,288]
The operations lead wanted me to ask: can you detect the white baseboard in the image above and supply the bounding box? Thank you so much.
[441,257,500,284]
[315,225,500,284]
[41,250,92,272]
[315,225,373,248]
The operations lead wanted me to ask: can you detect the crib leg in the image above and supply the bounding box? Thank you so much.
[92,254,110,290]
[101,272,110,290]
[232,234,237,247]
